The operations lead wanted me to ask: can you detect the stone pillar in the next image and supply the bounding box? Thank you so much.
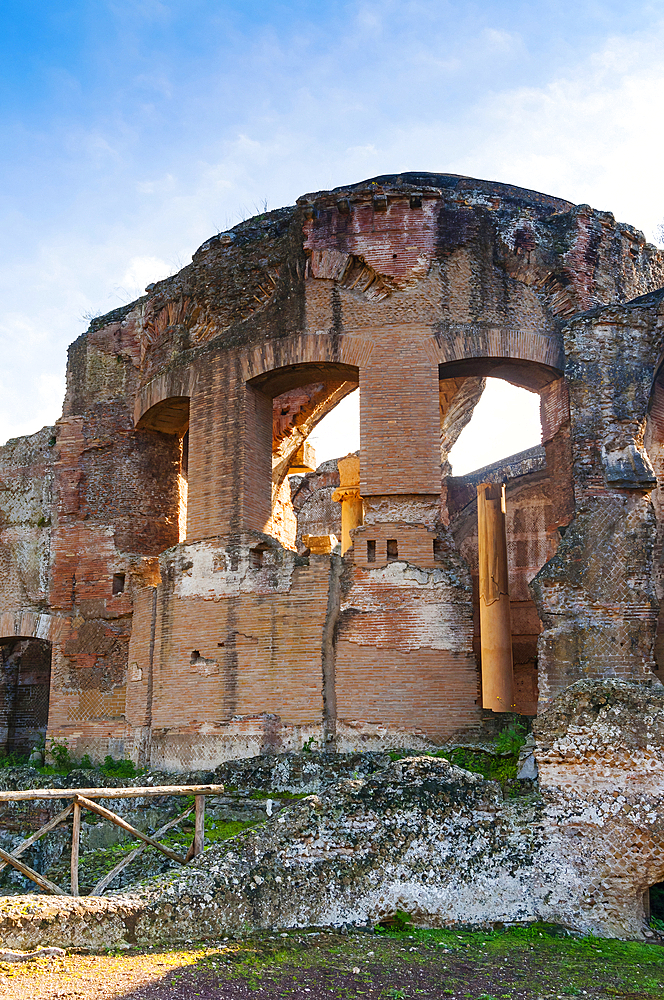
[332,454,363,555]
[477,483,514,713]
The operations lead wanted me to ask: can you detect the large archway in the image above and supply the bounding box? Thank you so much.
[439,358,571,716]
[0,637,51,755]
[135,395,190,544]
[247,362,359,549]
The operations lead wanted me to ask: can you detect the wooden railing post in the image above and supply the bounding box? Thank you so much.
[194,795,205,857]
[71,802,81,896]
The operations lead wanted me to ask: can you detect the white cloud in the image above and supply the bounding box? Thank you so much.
[454,22,664,239]
[119,255,172,298]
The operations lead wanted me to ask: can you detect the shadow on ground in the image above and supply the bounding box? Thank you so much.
[2,926,664,1000]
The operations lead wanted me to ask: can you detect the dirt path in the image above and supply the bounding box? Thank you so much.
[1,927,662,1000]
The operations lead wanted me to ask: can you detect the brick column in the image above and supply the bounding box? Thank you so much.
[353,331,442,567]
[359,332,441,498]
[186,357,273,541]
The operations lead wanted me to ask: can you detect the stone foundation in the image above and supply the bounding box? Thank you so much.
[1,679,663,946]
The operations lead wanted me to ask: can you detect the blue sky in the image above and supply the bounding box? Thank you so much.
[1,1,664,466]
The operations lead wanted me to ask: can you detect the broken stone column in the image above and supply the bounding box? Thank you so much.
[302,534,339,554]
[477,482,514,712]
[332,454,363,555]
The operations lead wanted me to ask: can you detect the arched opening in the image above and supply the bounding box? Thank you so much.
[135,396,190,545]
[0,637,51,756]
[247,363,359,549]
[440,359,572,717]
[448,380,542,476]
[286,389,360,553]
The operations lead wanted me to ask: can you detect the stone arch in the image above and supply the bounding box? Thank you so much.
[248,362,360,548]
[435,330,565,375]
[438,355,562,390]
[0,612,60,754]
[440,355,570,717]
[240,339,355,384]
[438,355,564,475]
[134,368,197,428]
[135,396,190,435]
[0,610,63,644]
[132,395,190,546]
[247,361,360,397]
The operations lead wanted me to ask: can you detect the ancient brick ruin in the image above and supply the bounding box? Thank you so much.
[1,171,664,775]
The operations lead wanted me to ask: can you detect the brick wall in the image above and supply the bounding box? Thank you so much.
[1,174,663,765]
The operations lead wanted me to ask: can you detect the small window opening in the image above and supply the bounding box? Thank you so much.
[229,552,239,572]
[386,539,398,562]
[250,546,265,569]
[433,538,444,561]
[367,540,376,563]
[180,430,189,478]
[190,650,200,663]
[112,573,125,596]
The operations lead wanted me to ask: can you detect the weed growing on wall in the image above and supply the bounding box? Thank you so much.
[36,743,142,777]
[388,721,528,782]
[99,755,140,778]
[46,738,74,771]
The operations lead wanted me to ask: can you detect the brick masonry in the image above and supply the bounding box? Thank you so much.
[0,173,663,767]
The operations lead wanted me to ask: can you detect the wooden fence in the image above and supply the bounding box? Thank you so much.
[0,784,225,897]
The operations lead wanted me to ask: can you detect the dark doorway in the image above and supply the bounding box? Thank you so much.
[650,881,664,926]
[0,638,51,754]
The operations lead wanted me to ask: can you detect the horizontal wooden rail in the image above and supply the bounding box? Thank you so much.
[0,784,225,802]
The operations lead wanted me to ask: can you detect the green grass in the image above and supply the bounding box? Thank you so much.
[433,746,522,782]
[0,746,144,777]
[188,923,664,998]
